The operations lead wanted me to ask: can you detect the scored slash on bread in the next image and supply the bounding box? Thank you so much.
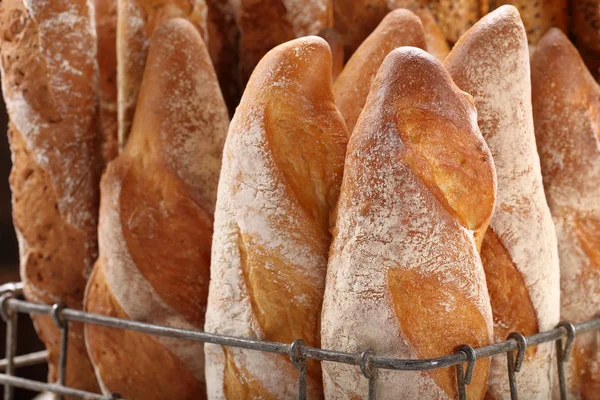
[117,0,208,150]
[334,8,427,135]
[445,5,560,398]
[84,17,229,399]
[532,28,600,399]
[203,36,348,400]
[321,47,496,399]
[0,0,102,394]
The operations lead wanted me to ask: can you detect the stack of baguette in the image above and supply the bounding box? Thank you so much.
[1,0,599,399]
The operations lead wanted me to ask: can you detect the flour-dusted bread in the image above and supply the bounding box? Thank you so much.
[321,46,496,399]
[84,18,228,400]
[232,0,332,86]
[532,28,600,399]
[204,36,348,400]
[334,9,426,134]
[117,0,208,148]
[0,0,101,393]
[488,0,568,51]
[95,0,119,164]
[445,6,560,398]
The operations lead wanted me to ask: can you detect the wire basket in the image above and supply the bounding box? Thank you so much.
[0,281,598,400]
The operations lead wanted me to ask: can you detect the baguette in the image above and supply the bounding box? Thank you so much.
[0,0,101,393]
[321,46,496,399]
[334,9,427,134]
[84,18,228,399]
[117,0,208,149]
[233,0,332,86]
[203,36,348,400]
[95,0,119,164]
[531,28,600,399]
[445,6,561,398]
[488,0,568,50]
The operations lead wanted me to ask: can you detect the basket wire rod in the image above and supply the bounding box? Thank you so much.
[455,344,476,400]
[0,373,113,400]
[0,351,48,371]
[4,297,600,373]
[360,349,376,400]
[555,322,576,400]
[289,339,307,400]
[506,332,527,400]
[1,293,17,400]
[51,303,68,400]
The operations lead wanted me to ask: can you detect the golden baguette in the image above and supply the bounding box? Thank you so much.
[321,46,496,399]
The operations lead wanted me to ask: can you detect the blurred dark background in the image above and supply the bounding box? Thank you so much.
[0,96,48,399]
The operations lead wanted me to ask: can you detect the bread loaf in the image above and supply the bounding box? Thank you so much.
[233,0,332,86]
[0,0,101,393]
[531,28,600,399]
[445,6,561,398]
[488,0,568,50]
[571,0,600,80]
[321,46,496,399]
[117,0,208,149]
[334,9,427,134]
[95,0,119,164]
[203,36,348,400]
[84,18,228,399]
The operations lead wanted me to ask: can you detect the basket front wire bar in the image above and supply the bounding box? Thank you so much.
[0,282,598,400]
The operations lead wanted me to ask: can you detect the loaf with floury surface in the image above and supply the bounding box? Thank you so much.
[84,18,228,400]
[445,5,560,398]
[334,8,427,134]
[117,0,208,149]
[532,28,600,399]
[321,46,496,399]
[0,0,101,394]
[204,36,348,399]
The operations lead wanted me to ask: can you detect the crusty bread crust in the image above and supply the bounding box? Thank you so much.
[445,6,561,398]
[117,0,208,149]
[204,36,348,400]
[85,18,228,399]
[0,0,101,393]
[532,28,600,399]
[321,47,496,399]
[334,9,426,134]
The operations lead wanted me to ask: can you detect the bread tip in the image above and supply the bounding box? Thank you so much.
[383,8,422,26]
